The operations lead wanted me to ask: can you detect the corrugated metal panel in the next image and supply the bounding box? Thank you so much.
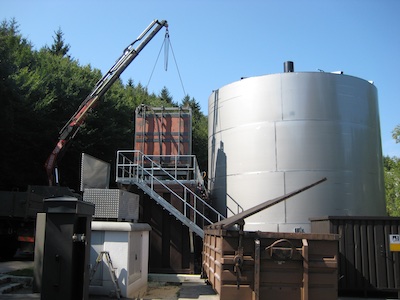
[310,216,400,295]
[80,153,110,191]
[83,189,139,221]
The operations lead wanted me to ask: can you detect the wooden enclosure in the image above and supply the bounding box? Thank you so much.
[203,229,339,300]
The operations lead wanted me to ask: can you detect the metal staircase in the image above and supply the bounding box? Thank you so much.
[116,150,225,238]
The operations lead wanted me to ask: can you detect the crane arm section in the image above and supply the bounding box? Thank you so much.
[45,19,168,185]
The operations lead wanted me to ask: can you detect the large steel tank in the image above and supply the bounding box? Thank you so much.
[208,65,387,232]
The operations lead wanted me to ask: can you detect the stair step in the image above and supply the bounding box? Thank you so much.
[0,276,11,285]
[0,282,24,294]
[117,152,225,238]
[138,183,205,238]
[0,275,32,294]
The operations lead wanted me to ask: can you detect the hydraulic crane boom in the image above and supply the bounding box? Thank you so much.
[45,19,168,186]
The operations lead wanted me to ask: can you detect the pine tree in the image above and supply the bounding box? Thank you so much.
[48,28,70,57]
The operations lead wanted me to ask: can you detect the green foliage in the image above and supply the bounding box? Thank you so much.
[0,19,209,191]
[7,268,33,277]
[383,156,400,216]
[182,95,208,172]
[393,125,400,144]
[159,86,176,105]
[46,28,70,57]
[0,18,38,189]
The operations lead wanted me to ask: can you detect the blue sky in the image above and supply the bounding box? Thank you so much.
[2,0,399,157]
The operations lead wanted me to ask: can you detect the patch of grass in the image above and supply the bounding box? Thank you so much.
[7,268,33,277]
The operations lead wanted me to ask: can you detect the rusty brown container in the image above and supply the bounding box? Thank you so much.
[203,228,339,300]
[311,216,400,296]
[134,105,192,156]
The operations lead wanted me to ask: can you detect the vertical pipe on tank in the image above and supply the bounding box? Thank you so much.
[284,61,294,72]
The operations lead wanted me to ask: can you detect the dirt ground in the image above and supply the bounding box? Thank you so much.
[142,282,181,300]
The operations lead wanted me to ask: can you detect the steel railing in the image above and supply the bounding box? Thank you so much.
[116,150,225,237]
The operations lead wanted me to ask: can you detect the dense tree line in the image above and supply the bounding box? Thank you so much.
[384,155,400,216]
[385,124,400,216]
[0,19,208,192]
[1,19,399,216]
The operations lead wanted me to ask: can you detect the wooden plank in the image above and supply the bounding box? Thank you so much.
[353,220,363,288]
[360,219,370,291]
[385,224,395,288]
[337,219,346,290]
[302,239,309,300]
[374,222,388,288]
[309,288,338,300]
[367,220,377,288]
[203,220,340,300]
[308,272,338,285]
[219,285,252,300]
[345,219,356,289]
[253,239,260,300]
[258,286,301,300]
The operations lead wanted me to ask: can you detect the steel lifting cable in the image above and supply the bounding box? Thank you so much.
[146,34,166,89]
[168,37,186,96]
[146,29,187,97]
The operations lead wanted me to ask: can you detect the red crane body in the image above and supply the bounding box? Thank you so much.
[45,20,168,185]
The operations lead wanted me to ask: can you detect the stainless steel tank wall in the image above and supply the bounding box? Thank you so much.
[208,72,387,232]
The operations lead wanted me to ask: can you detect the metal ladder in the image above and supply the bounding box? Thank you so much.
[90,251,121,299]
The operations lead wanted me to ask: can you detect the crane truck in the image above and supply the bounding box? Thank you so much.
[0,20,168,259]
[45,19,168,185]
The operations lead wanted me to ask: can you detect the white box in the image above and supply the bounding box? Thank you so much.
[89,221,151,298]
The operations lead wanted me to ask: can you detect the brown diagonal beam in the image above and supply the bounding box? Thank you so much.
[207,177,327,230]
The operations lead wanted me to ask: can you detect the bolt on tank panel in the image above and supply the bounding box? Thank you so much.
[210,123,277,175]
[208,76,282,131]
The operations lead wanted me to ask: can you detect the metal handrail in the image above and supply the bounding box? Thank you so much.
[116,150,225,226]
[227,193,244,215]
